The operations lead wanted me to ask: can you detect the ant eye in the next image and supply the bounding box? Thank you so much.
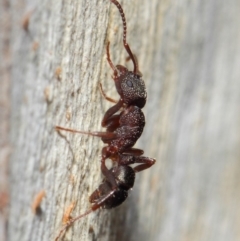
[127,80,133,87]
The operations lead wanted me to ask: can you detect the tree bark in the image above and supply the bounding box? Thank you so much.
[6,0,240,241]
[0,1,11,241]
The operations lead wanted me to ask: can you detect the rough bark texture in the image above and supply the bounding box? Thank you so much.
[4,0,240,241]
[0,0,11,241]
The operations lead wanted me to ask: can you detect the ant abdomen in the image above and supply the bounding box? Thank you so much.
[112,165,135,190]
[89,166,135,209]
[89,184,128,209]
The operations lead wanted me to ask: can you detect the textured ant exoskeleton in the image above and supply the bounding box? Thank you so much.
[55,0,155,240]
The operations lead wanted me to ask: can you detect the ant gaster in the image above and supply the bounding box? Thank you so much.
[55,0,155,240]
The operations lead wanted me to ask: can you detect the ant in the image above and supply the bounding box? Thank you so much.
[55,0,155,240]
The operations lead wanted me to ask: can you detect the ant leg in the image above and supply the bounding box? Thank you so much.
[105,114,121,132]
[99,83,118,104]
[55,189,116,241]
[55,150,118,241]
[133,156,156,173]
[123,148,144,156]
[101,99,123,127]
[116,154,155,172]
[98,84,121,130]
[55,156,118,241]
[101,157,118,188]
[55,208,93,241]
[55,126,117,141]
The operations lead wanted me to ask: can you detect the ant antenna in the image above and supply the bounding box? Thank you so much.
[106,41,118,76]
[110,0,138,74]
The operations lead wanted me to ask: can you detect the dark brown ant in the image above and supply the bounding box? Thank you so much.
[55,0,155,240]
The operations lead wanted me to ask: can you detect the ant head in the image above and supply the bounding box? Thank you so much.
[113,65,147,108]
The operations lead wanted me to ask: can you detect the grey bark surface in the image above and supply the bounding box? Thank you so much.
[0,1,11,241]
[6,0,240,241]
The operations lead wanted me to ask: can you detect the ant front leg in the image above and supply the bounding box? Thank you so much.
[99,83,118,104]
[99,83,121,131]
[101,99,123,127]
[104,114,121,132]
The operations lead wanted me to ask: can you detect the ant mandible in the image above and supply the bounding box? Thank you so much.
[55,0,155,240]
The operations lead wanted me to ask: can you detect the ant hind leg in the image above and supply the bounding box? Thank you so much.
[133,156,156,173]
